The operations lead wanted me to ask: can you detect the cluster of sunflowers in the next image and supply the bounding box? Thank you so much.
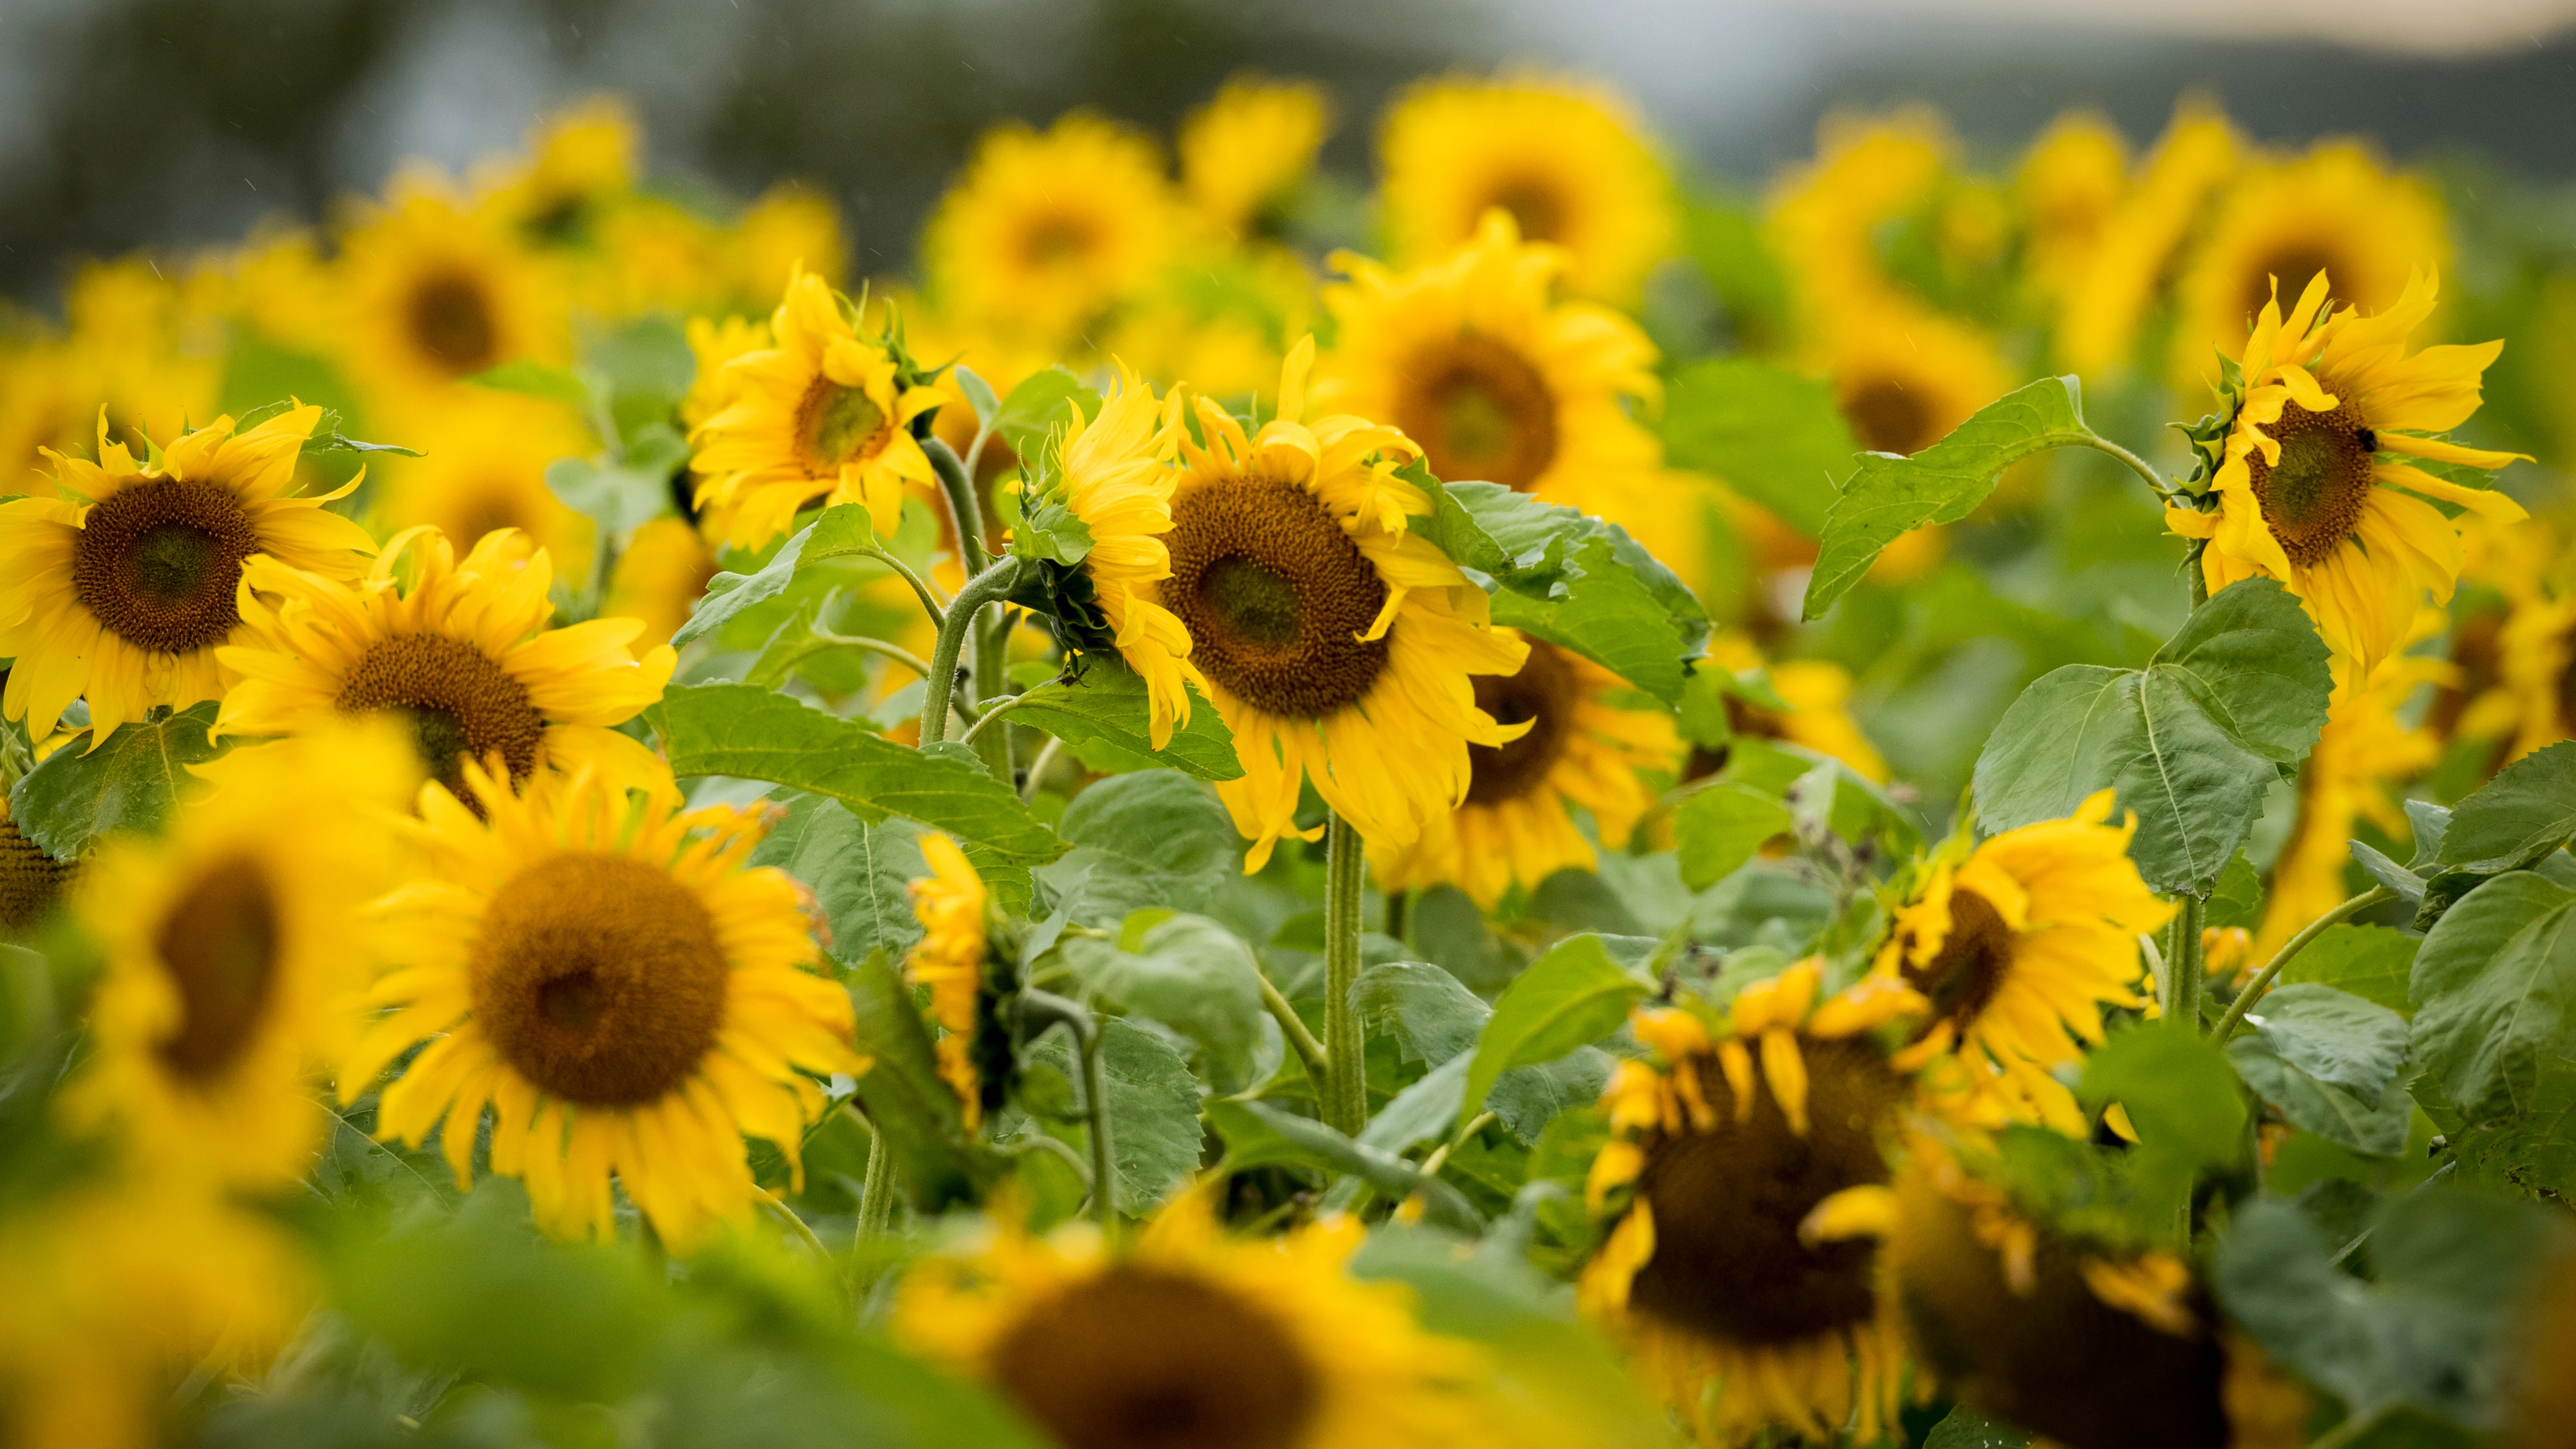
[6,70,2576,1449]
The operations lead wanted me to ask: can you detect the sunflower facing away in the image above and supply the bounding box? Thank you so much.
[1764,111,1949,322]
[907,831,991,1131]
[2167,271,2528,681]
[0,404,377,741]
[344,764,866,1250]
[1580,962,1931,1446]
[897,1189,1482,1449]
[923,112,1185,344]
[1181,75,1332,242]
[214,527,676,805]
[1162,338,1528,870]
[1871,790,2173,1133]
[1379,76,1673,304]
[474,96,640,246]
[2016,112,2130,306]
[1372,637,1679,909]
[335,171,565,411]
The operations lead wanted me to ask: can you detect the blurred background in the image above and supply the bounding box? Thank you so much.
[4,0,2575,301]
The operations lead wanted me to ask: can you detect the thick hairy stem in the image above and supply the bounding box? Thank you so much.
[926,437,989,576]
[918,558,1019,746]
[2214,886,2396,1041]
[1321,812,1369,1137]
[971,606,1017,781]
[1020,990,1116,1240]
[2172,895,2207,1033]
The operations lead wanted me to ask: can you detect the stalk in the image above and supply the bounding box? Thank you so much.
[852,1109,896,1242]
[1320,812,1369,1137]
[1019,989,1116,1240]
[917,559,1019,746]
[2212,886,2395,1041]
[2172,895,2206,1033]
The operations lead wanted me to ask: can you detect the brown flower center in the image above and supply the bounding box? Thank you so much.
[1900,886,2016,1032]
[795,377,888,477]
[2238,245,2341,325]
[1628,1037,1901,1347]
[1683,694,1786,782]
[1163,474,1391,718]
[1486,179,1566,244]
[153,853,282,1083]
[334,634,548,799]
[0,813,72,937]
[1465,639,1580,807]
[1842,375,1938,456]
[2244,398,2377,569]
[471,854,730,1106]
[988,1263,1321,1449]
[71,476,261,654]
[409,270,500,375]
[1394,334,1559,493]
[1022,214,1100,269]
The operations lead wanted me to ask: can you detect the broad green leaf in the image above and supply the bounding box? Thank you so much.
[993,366,1098,463]
[840,948,997,1212]
[1802,375,2094,619]
[1972,579,2332,893]
[1040,770,1240,929]
[2349,841,2428,911]
[1359,1053,1471,1155]
[2277,924,2419,1018]
[1205,1099,1480,1232]
[674,504,885,647]
[746,793,926,965]
[1460,935,1650,1134]
[1671,783,1793,890]
[544,423,686,536]
[2410,870,2576,1122]
[1004,664,1243,781]
[2436,740,2576,872]
[2078,1022,2244,1222]
[1058,913,1267,1093]
[1657,356,1859,538]
[1029,1017,1202,1215]
[2205,853,2265,932]
[8,702,224,858]
[1923,1407,2029,1449]
[2228,1038,2412,1156]
[464,358,592,412]
[1350,960,1612,1143]
[2242,983,2409,1098]
[2447,1053,2576,1202]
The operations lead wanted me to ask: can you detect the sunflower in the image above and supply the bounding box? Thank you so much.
[2017,112,2130,304]
[0,405,377,741]
[474,96,639,246]
[1820,298,2014,459]
[1162,339,1528,870]
[1379,75,1673,304]
[923,112,1185,344]
[1765,111,1949,319]
[603,516,721,648]
[2055,99,2238,376]
[60,258,224,456]
[214,527,676,805]
[2252,650,2444,958]
[343,763,866,1251]
[1871,790,2174,1133]
[1371,637,1679,909]
[1696,633,1888,783]
[335,170,565,409]
[1016,365,1206,749]
[1579,962,1931,1446]
[729,184,849,306]
[1182,75,1331,241]
[2167,271,2528,682]
[688,270,945,548]
[905,831,991,1131]
[2170,141,2447,387]
[59,723,417,1189]
[897,1188,1482,1449]
[0,800,75,939]
[371,392,596,579]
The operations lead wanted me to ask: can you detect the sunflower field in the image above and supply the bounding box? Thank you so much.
[8,69,2576,1449]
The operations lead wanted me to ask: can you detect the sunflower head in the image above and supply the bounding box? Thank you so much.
[907,831,998,1131]
[2017,111,2130,300]
[924,112,1186,344]
[1823,299,2012,459]
[1182,76,1332,241]
[478,95,640,246]
[337,171,565,403]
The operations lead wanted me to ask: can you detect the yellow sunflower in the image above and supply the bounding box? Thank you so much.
[214,527,676,805]
[1765,110,1949,319]
[897,1188,1482,1449]
[474,95,639,245]
[1162,339,1529,870]
[1372,637,1679,909]
[2055,99,2238,376]
[371,391,596,579]
[2167,271,2528,682]
[1379,75,1673,304]
[688,269,945,547]
[1820,297,2015,460]
[0,404,377,740]
[2017,112,2130,305]
[343,763,867,1251]
[1871,790,2175,1133]
[2170,140,2448,387]
[1699,633,1888,782]
[729,184,849,305]
[1580,962,1932,1446]
[335,170,566,410]
[1181,75,1332,241]
[60,258,224,456]
[0,799,75,939]
[906,831,989,1130]
[2253,650,2444,958]
[923,112,1185,343]
[60,722,417,1190]
[603,515,721,648]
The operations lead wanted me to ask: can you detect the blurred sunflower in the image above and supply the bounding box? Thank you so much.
[2016,112,2130,305]
[1766,111,1949,317]
[2252,650,2444,958]
[729,184,848,304]
[59,258,224,455]
[2053,101,2238,377]
[475,96,639,246]
[2168,271,2527,681]
[907,832,991,1130]
[1821,298,2014,459]
[603,516,721,648]
[1872,790,2174,1133]
[214,528,675,805]
[1379,75,1673,303]
[923,112,1184,343]
[345,764,866,1251]
[1580,963,1930,1446]
[337,171,565,407]
[1161,339,1528,870]
[371,392,596,579]
[1372,637,1678,909]
[0,800,73,939]
[1697,633,1888,783]
[0,404,376,740]
[897,1190,1481,1449]
[1181,76,1332,242]
[688,269,945,547]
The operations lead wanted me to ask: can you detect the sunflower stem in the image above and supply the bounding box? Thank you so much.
[1258,972,1329,1085]
[2080,434,2178,504]
[1320,812,1369,1138]
[2213,886,2395,1042]
[926,436,989,576]
[1021,734,1065,804]
[918,558,1019,746]
[1019,989,1117,1242]
[970,605,1018,781]
[2172,895,2206,1033]
[853,1111,898,1242]
[860,545,948,626]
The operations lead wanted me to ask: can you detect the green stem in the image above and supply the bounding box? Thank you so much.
[926,437,988,575]
[1021,734,1065,804]
[2080,434,2177,503]
[971,606,1017,782]
[1258,972,1329,1086]
[2172,895,2206,1033]
[2306,1408,2385,1449]
[2214,886,2396,1042]
[2185,538,2210,609]
[762,632,935,687]
[861,545,948,627]
[852,1109,897,1242]
[758,1188,830,1260]
[1320,812,1369,1138]
[1020,990,1116,1241]
[1420,1111,1494,1179]
[959,692,1033,749]
[918,558,1019,746]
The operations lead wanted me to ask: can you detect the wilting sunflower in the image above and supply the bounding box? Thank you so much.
[0,800,75,939]
[2167,271,2528,681]
[1162,339,1528,870]
[0,405,377,739]
[1696,633,1887,783]
[1580,962,1930,1446]
[1181,75,1331,241]
[603,516,721,648]
[371,392,595,579]
[2017,112,2130,305]
[337,171,565,408]
[1871,790,2173,1133]
[60,723,417,1189]
[345,764,865,1250]
[2169,141,2447,386]
[1372,637,1678,909]
[897,1189,1482,1449]
[907,832,991,1130]
[1379,75,1673,304]
[474,96,639,246]
[214,528,675,805]
[688,269,945,547]
[2252,649,2443,958]
[923,112,1185,343]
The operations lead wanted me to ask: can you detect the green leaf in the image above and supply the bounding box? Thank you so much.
[1058,914,1267,1094]
[2277,924,2420,1018]
[1355,960,1492,1064]
[1923,1407,2029,1449]
[463,358,592,412]
[1657,357,1859,538]
[1030,1017,1203,1215]
[1459,935,1649,1134]
[2436,740,2576,872]
[219,333,361,428]
[2228,1038,2412,1156]
[2446,1052,2576,1203]
[544,423,686,536]
[746,794,926,966]
[2078,1021,2246,1221]
[1802,375,2095,619]
[2206,853,2265,932]
[994,366,1098,463]
[7,702,225,858]
[674,504,884,647]
[2350,841,2429,911]
[2243,983,2409,1099]
[1972,579,2332,893]
[2410,871,2576,1122]
[1040,770,1241,930]
[1004,664,1243,781]
[840,948,997,1212]
[1205,1099,1480,1232]
[1671,783,1794,890]
[954,364,1001,425]
[1359,1053,1471,1155]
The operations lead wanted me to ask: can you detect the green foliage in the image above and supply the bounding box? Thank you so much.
[2410,870,2576,1122]
[1459,935,1651,1135]
[1205,1099,1480,1231]
[1003,663,1243,780]
[1028,1017,1202,1214]
[839,948,998,1212]
[545,423,687,537]
[1671,782,1795,890]
[1039,769,1241,928]
[992,365,1098,465]
[2436,740,2576,872]
[7,702,224,858]
[1657,357,1857,537]
[2229,984,2414,1156]
[674,504,886,648]
[2077,1021,2246,1223]
[1059,912,1269,1094]
[745,794,927,965]
[1352,960,1612,1143]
